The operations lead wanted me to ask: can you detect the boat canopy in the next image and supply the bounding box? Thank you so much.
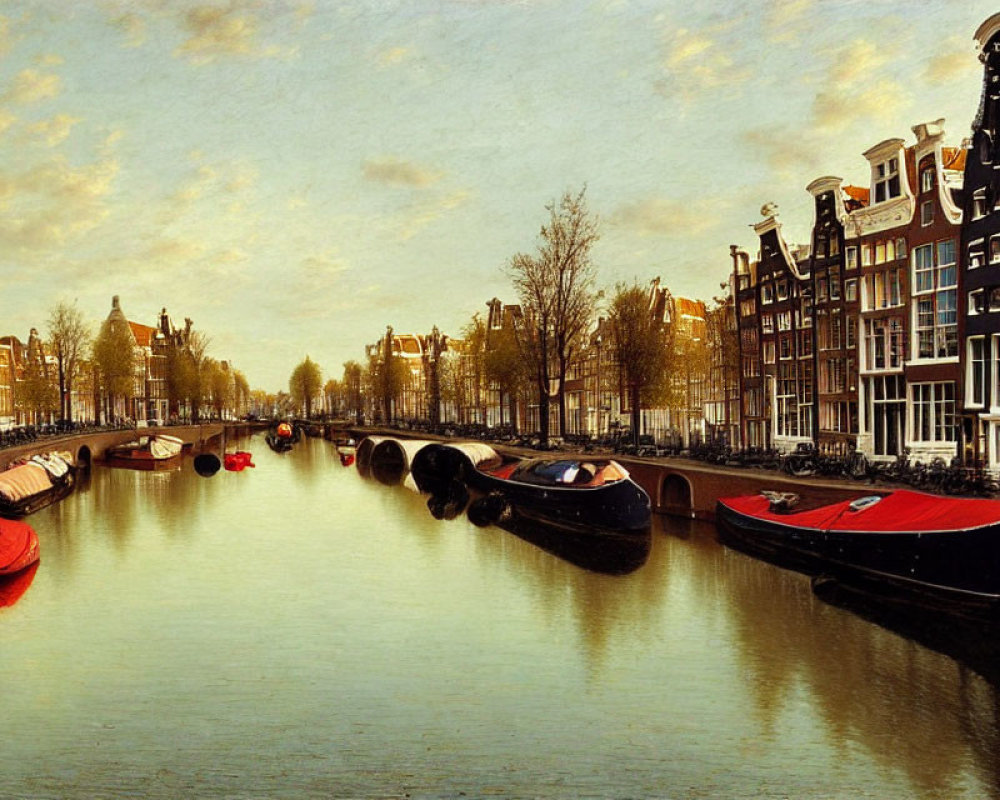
[721,489,1000,533]
[0,463,51,503]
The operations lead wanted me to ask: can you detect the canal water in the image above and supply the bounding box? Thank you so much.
[0,434,997,799]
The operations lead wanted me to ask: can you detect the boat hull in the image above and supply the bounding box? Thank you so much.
[0,472,75,519]
[716,499,1000,618]
[412,443,652,537]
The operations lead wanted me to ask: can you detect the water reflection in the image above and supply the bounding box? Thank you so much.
[5,435,998,799]
[0,561,38,608]
[684,522,1000,799]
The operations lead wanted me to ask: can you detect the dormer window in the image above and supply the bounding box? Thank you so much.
[874,157,900,203]
[973,189,988,220]
[921,168,934,193]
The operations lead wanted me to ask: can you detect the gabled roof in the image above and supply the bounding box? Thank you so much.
[843,185,869,207]
[128,321,156,348]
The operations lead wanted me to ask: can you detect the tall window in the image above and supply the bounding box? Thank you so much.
[910,382,956,443]
[846,247,858,270]
[874,157,901,203]
[775,363,798,437]
[968,337,986,408]
[912,241,957,358]
[865,317,904,370]
[870,375,905,457]
[921,168,934,193]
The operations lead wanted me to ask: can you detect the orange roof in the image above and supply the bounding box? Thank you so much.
[675,297,706,319]
[942,147,966,171]
[128,321,156,347]
[843,185,869,205]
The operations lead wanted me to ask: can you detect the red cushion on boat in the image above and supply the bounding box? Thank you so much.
[720,489,1000,533]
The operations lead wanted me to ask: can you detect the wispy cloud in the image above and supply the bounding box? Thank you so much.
[924,35,978,84]
[174,3,292,65]
[655,21,751,102]
[4,69,61,104]
[0,155,118,252]
[810,38,906,132]
[764,0,815,44]
[741,124,822,178]
[111,12,147,48]
[362,156,443,188]
[376,45,413,67]
[25,113,81,147]
[610,194,725,237]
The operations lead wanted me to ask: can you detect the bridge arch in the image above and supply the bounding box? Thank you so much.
[659,472,693,517]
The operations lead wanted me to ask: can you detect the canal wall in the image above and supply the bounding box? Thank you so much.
[329,425,882,523]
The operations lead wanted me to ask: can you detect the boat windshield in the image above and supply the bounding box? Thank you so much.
[509,460,596,486]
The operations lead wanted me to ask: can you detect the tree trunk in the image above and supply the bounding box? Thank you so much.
[631,384,641,447]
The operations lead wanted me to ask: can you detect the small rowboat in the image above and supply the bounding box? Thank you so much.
[0,518,40,576]
[716,489,1000,619]
[105,434,184,470]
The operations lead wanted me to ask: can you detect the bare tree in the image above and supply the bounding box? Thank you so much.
[47,301,91,423]
[484,318,525,431]
[508,187,599,442]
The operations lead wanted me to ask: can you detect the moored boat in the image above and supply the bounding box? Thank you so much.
[410,441,652,537]
[716,489,1000,620]
[224,451,255,472]
[0,517,40,575]
[0,451,77,517]
[105,434,184,470]
[336,438,356,467]
[265,422,298,453]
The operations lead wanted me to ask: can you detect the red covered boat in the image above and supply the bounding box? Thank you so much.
[224,451,255,472]
[0,518,40,576]
[716,490,1000,618]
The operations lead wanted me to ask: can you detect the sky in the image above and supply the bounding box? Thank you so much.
[0,0,997,391]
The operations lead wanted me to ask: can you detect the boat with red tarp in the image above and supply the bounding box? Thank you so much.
[0,518,40,576]
[716,489,1000,619]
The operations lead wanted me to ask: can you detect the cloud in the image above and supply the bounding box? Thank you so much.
[0,155,118,252]
[362,156,443,188]
[174,3,293,65]
[25,113,81,147]
[741,124,822,177]
[397,189,471,240]
[764,0,815,44]
[809,38,906,132]
[3,69,61,104]
[111,12,147,48]
[924,36,977,84]
[610,194,725,237]
[655,23,751,102]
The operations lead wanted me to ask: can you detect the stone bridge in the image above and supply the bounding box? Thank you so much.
[0,423,235,471]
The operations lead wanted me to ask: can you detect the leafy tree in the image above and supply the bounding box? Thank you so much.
[323,378,339,417]
[606,282,674,446]
[342,360,364,422]
[484,316,525,430]
[508,187,599,442]
[461,314,487,424]
[93,315,136,422]
[233,370,250,417]
[17,331,57,423]
[368,328,407,423]
[47,301,91,423]
[290,356,322,418]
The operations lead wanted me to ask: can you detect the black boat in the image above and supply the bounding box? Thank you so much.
[410,441,651,537]
[265,422,298,453]
[716,489,1000,621]
[0,452,77,518]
